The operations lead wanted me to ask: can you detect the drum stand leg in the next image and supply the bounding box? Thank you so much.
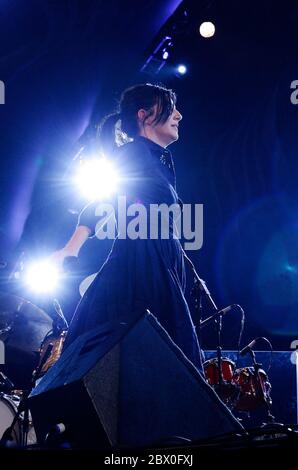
[249,349,275,423]
[21,392,30,447]
[215,314,224,397]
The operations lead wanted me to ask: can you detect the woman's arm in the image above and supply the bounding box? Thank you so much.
[63,225,91,256]
[50,225,91,267]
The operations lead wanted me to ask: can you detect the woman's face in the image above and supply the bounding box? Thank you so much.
[138,104,183,148]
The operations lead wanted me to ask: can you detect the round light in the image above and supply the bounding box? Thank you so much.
[75,158,118,201]
[24,260,60,293]
[199,21,215,38]
[162,50,169,60]
[177,64,187,75]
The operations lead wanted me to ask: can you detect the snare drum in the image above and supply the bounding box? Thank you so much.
[232,367,272,411]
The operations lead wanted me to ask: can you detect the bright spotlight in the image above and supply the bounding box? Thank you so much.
[176,64,187,75]
[162,50,169,60]
[75,158,119,201]
[199,21,215,38]
[24,260,60,293]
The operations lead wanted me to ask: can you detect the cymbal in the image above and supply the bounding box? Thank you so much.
[0,292,53,353]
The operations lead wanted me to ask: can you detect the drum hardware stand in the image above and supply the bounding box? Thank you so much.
[0,300,68,448]
[0,372,14,393]
[0,388,30,448]
[0,343,55,449]
[247,348,275,424]
[1,329,62,448]
[190,277,204,347]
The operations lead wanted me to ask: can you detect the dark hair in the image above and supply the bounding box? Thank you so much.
[98,83,177,153]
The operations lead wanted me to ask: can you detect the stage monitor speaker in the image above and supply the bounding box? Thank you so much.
[29,311,242,449]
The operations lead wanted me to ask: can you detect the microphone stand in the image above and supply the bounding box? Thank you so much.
[194,277,225,391]
[183,251,224,392]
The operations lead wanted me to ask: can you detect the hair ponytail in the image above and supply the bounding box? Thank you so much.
[93,83,176,155]
[96,112,121,155]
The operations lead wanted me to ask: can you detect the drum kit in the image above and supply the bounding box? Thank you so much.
[185,260,274,421]
[0,292,67,448]
[203,357,272,414]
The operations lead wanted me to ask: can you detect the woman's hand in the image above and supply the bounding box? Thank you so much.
[49,248,74,270]
[48,225,90,270]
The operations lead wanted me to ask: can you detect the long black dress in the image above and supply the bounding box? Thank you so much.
[64,136,203,372]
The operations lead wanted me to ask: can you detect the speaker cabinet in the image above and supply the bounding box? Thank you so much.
[29,311,242,449]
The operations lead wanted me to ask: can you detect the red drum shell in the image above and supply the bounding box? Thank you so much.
[232,367,272,411]
[203,357,235,385]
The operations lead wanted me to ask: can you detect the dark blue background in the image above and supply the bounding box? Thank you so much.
[1,0,298,352]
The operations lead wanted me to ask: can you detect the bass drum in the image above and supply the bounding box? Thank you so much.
[0,393,36,447]
[232,367,272,411]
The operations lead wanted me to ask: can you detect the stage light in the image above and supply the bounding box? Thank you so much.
[24,260,60,293]
[199,21,215,38]
[176,64,187,75]
[75,158,119,201]
[140,35,172,75]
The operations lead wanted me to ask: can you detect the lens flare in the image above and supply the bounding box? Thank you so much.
[75,158,119,201]
[24,260,60,293]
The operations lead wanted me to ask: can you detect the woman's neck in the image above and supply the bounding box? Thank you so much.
[138,130,167,149]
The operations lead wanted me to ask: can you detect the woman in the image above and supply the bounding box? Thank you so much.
[52,83,203,372]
